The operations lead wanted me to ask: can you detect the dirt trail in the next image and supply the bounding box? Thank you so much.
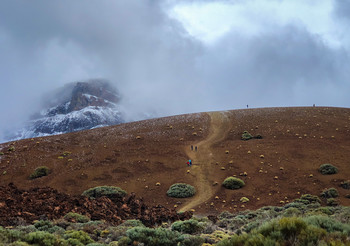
[179,111,231,212]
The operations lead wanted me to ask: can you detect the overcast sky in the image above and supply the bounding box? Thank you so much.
[1,0,350,140]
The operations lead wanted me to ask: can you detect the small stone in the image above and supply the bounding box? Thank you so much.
[221,167,226,170]
[309,174,313,177]
[215,196,219,200]
[274,176,278,180]
[260,154,264,158]
[225,150,229,154]
[156,182,161,186]
[136,136,141,139]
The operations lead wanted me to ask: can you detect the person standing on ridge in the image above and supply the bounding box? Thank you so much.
[189,159,192,167]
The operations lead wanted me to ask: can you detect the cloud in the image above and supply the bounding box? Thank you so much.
[0,0,349,141]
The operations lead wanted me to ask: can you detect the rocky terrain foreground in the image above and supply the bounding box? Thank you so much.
[0,107,350,218]
[0,183,191,227]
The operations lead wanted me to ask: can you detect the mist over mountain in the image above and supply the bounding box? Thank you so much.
[6,80,124,141]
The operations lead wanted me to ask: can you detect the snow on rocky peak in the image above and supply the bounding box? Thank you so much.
[8,80,124,141]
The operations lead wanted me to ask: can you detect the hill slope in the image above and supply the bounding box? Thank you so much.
[0,107,349,215]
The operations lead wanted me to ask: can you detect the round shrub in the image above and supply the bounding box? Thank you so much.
[166,183,196,198]
[222,177,245,189]
[82,186,127,199]
[64,212,90,223]
[320,188,339,198]
[319,164,338,175]
[241,131,253,140]
[29,166,50,179]
[171,219,204,234]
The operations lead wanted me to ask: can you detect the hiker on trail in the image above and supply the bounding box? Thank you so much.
[191,145,193,151]
[195,146,198,151]
[189,159,192,167]
[187,161,190,167]
[247,104,249,108]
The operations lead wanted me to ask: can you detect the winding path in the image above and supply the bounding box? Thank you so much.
[179,111,231,212]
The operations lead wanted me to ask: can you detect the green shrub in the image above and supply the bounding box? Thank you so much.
[241,131,253,140]
[298,194,321,204]
[82,186,127,199]
[126,226,182,246]
[64,212,90,223]
[0,152,4,155]
[304,215,350,235]
[340,180,350,189]
[34,220,64,234]
[29,166,50,179]
[222,177,245,189]
[321,188,339,198]
[326,198,339,206]
[64,230,94,245]
[119,219,144,228]
[319,164,338,175]
[24,231,62,246]
[0,227,25,244]
[179,235,205,246]
[171,219,204,234]
[166,183,196,198]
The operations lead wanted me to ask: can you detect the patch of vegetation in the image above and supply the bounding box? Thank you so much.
[319,163,338,175]
[326,198,339,206]
[241,131,263,140]
[64,212,90,223]
[64,230,94,245]
[123,226,182,246]
[166,183,196,198]
[171,219,204,235]
[241,131,253,140]
[0,152,4,155]
[8,146,15,152]
[222,177,245,189]
[340,180,350,189]
[321,188,339,198]
[1,193,350,246]
[29,166,50,179]
[82,186,127,199]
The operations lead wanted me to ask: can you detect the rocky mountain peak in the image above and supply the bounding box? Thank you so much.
[8,80,124,140]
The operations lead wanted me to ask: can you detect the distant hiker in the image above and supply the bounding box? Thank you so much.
[187,161,190,167]
[191,145,193,151]
[195,146,198,151]
[189,159,192,167]
[247,104,249,108]
[313,104,315,107]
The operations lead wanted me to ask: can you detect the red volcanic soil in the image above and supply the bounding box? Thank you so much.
[1,107,350,217]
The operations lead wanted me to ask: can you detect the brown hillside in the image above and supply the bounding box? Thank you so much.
[1,107,350,215]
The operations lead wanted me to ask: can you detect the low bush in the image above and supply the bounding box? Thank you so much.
[82,186,127,199]
[125,226,182,246]
[241,131,253,140]
[64,213,90,223]
[24,231,62,246]
[64,230,94,245]
[119,219,145,228]
[319,164,338,175]
[327,198,339,206]
[222,177,245,189]
[179,235,205,246]
[29,166,50,179]
[166,183,196,198]
[340,180,350,189]
[34,220,64,234]
[321,188,339,198]
[304,215,350,235]
[171,219,204,234]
